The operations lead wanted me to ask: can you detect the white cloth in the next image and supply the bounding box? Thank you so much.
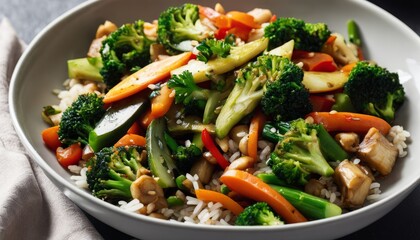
[0,18,103,240]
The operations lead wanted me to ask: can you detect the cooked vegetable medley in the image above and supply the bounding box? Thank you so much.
[41,2,410,225]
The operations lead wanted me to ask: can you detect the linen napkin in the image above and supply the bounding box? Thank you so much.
[0,18,104,240]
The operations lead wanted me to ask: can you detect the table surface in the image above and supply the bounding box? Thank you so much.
[1,0,419,239]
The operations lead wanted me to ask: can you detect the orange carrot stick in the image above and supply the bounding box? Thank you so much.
[114,133,146,147]
[150,84,175,118]
[195,189,244,216]
[247,110,266,162]
[220,169,307,224]
[307,111,391,135]
[103,52,192,104]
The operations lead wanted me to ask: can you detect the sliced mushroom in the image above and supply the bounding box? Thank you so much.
[334,159,372,208]
[357,127,398,175]
[335,132,360,152]
[131,175,167,210]
[321,32,359,65]
[304,178,325,197]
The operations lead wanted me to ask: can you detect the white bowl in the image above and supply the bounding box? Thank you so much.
[9,0,420,239]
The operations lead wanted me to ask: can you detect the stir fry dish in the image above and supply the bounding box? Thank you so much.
[40,2,410,226]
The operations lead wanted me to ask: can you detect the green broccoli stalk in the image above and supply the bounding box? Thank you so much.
[100,20,155,88]
[235,202,284,226]
[58,93,105,146]
[264,17,331,51]
[164,131,202,174]
[215,55,306,139]
[267,118,334,186]
[67,57,103,82]
[86,146,145,203]
[157,3,209,54]
[263,119,348,162]
[261,121,291,143]
[343,61,405,123]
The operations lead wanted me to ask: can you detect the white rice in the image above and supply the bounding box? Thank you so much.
[119,199,144,212]
[70,167,89,189]
[387,125,411,157]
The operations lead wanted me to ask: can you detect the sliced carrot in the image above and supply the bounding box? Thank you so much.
[325,35,337,45]
[103,52,193,104]
[195,189,244,216]
[292,50,337,72]
[340,62,357,74]
[226,11,261,29]
[220,169,307,224]
[247,110,266,162]
[127,121,142,135]
[41,125,62,150]
[307,111,392,135]
[114,133,146,147]
[150,84,175,118]
[140,109,153,129]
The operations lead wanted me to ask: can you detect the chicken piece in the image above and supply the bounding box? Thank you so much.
[87,35,106,58]
[95,20,118,38]
[335,132,360,152]
[357,127,398,175]
[247,8,273,24]
[130,175,168,210]
[334,159,372,208]
[190,157,216,184]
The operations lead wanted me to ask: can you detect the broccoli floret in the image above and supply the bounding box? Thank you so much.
[235,202,284,226]
[86,146,144,203]
[100,20,155,88]
[269,153,310,185]
[260,56,312,121]
[215,54,306,138]
[167,70,233,122]
[267,118,334,186]
[343,61,405,123]
[196,36,235,63]
[58,93,105,146]
[164,131,202,173]
[264,17,331,51]
[157,3,208,54]
[167,70,211,112]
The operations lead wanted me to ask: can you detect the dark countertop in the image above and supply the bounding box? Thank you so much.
[1,0,419,239]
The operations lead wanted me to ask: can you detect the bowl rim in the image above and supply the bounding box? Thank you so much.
[8,0,420,234]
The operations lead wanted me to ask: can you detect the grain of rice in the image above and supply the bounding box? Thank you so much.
[146,203,156,214]
[353,158,361,164]
[68,165,82,174]
[259,145,271,162]
[228,139,239,152]
[370,182,381,189]
[229,151,241,162]
[119,199,144,212]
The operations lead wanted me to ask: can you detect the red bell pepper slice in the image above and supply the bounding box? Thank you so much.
[201,128,230,169]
